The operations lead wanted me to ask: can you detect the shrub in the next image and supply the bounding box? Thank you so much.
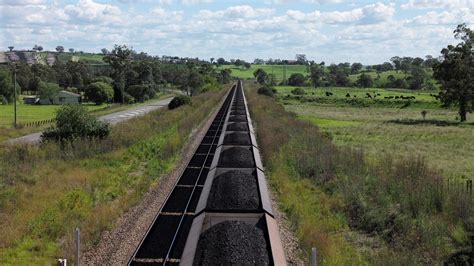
[123,92,135,104]
[288,73,306,86]
[85,82,113,105]
[257,86,275,97]
[91,76,114,85]
[291,87,306,95]
[42,105,110,142]
[168,95,191,110]
[126,84,155,102]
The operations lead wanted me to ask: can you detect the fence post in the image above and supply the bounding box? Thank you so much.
[312,247,317,266]
[75,228,80,266]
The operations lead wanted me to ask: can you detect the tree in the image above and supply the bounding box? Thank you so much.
[433,24,474,122]
[210,57,215,64]
[308,62,325,87]
[38,81,60,104]
[104,44,133,103]
[0,68,15,103]
[126,84,155,102]
[37,46,43,52]
[253,68,268,85]
[244,62,251,69]
[85,82,113,104]
[218,69,232,84]
[357,73,373,88]
[295,54,307,65]
[8,46,14,52]
[390,56,402,73]
[56,46,64,53]
[408,66,427,90]
[217,58,226,65]
[69,48,74,53]
[288,73,306,86]
[351,63,363,74]
[101,48,109,55]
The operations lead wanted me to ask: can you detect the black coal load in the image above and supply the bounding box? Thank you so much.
[224,132,251,145]
[207,170,259,210]
[229,115,247,122]
[193,221,270,265]
[231,109,246,115]
[219,147,255,168]
[227,122,248,132]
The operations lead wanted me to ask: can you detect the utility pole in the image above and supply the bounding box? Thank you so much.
[271,64,274,85]
[11,63,17,128]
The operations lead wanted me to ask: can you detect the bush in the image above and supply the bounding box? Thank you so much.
[291,87,306,95]
[288,73,306,86]
[91,76,114,85]
[257,86,275,97]
[123,92,135,104]
[126,84,155,102]
[85,82,113,105]
[42,105,110,142]
[168,95,191,110]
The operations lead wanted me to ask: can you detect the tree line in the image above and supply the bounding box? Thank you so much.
[0,45,233,105]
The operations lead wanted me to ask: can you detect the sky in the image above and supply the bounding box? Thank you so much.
[0,0,473,64]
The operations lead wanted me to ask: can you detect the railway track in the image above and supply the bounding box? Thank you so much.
[129,81,286,265]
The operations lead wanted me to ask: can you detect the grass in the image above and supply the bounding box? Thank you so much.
[0,93,174,141]
[276,85,474,180]
[0,88,226,263]
[218,64,307,81]
[246,81,474,264]
[57,53,105,64]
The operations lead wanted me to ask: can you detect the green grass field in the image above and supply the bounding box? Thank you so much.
[218,64,307,81]
[57,53,105,64]
[0,103,107,128]
[276,86,474,180]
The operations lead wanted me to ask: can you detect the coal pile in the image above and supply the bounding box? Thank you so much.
[229,115,247,122]
[207,170,259,210]
[193,221,270,265]
[231,109,246,115]
[219,147,255,168]
[224,132,251,145]
[227,122,248,132]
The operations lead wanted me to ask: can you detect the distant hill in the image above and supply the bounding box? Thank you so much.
[0,51,107,65]
[0,51,58,65]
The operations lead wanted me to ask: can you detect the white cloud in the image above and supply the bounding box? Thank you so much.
[401,0,474,10]
[0,0,45,5]
[181,0,213,5]
[409,8,474,25]
[64,0,122,24]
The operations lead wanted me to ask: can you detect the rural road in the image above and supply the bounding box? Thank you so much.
[5,97,173,145]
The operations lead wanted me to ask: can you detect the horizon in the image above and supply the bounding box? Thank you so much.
[1,0,473,64]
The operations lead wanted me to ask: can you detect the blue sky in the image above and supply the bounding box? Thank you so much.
[0,0,473,64]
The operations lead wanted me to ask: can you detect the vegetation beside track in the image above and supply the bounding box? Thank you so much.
[245,81,473,264]
[276,85,474,180]
[0,88,226,264]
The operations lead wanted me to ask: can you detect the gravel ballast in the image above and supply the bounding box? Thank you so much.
[207,170,260,210]
[218,147,255,168]
[223,132,251,145]
[193,221,270,265]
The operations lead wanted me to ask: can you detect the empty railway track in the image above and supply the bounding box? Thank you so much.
[129,81,286,265]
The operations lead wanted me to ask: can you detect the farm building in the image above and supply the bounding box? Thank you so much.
[24,90,81,105]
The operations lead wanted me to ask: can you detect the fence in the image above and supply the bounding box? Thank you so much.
[18,118,55,128]
[447,179,473,195]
